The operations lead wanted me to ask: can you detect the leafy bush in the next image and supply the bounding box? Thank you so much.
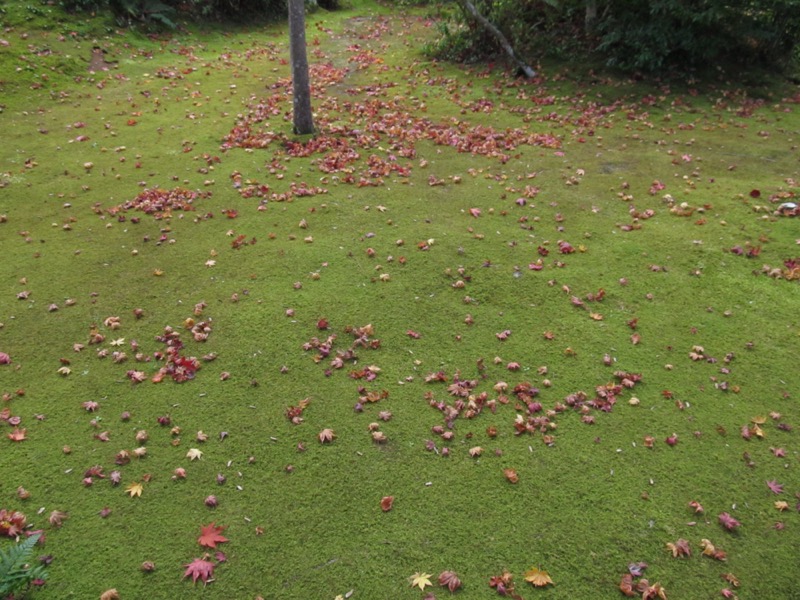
[383,0,441,5]
[423,16,492,62]
[430,0,800,73]
[59,0,108,13]
[59,0,333,27]
[181,0,287,21]
[595,0,800,72]
[109,0,177,27]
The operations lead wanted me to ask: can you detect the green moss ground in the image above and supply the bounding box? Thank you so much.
[0,1,798,598]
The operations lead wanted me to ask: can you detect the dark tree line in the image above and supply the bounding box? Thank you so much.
[434,0,800,72]
[61,0,339,29]
[60,0,800,74]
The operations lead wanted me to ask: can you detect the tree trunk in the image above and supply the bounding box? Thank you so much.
[288,0,315,135]
[585,0,598,32]
[454,0,536,78]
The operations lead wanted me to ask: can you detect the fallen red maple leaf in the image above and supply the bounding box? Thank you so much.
[183,556,215,584]
[198,523,228,549]
[438,570,462,592]
[718,512,741,531]
[0,509,27,537]
[766,479,784,494]
[666,538,691,558]
[688,500,704,514]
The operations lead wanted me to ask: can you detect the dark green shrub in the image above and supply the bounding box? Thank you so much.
[595,0,800,71]
[109,0,177,27]
[56,0,331,26]
[429,0,800,74]
[182,0,286,21]
[59,0,108,13]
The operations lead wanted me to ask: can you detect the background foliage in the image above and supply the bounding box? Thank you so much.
[48,0,800,74]
[58,0,340,28]
[429,0,800,73]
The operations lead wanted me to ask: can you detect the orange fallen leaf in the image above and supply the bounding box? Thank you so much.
[198,523,229,548]
[7,428,26,442]
[503,468,519,483]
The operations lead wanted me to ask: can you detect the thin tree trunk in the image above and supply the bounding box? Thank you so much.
[288,0,315,135]
[585,0,598,32]
[455,0,536,78]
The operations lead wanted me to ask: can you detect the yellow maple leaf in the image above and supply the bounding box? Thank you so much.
[186,448,203,461]
[408,572,432,590]
[700,539,716,556]
[126,482,143,497]
[524,567,554,587]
